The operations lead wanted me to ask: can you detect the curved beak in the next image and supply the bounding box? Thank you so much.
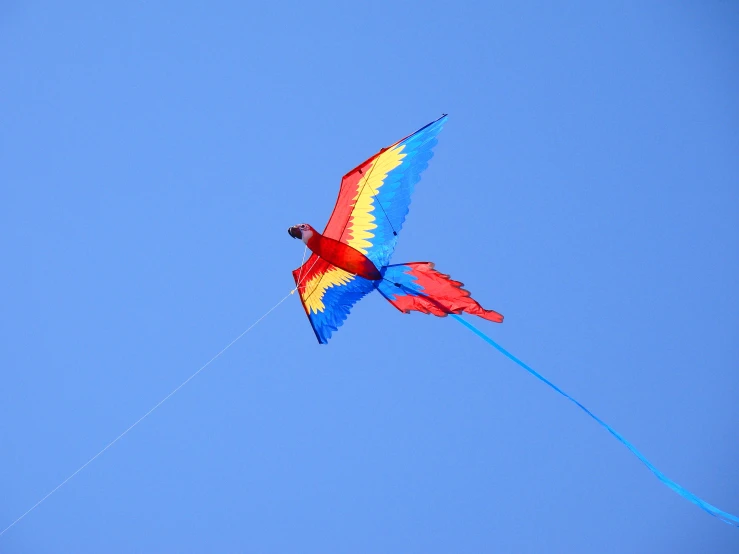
[287,226,302,239]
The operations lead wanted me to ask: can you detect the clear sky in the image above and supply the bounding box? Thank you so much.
[2,2,738,552]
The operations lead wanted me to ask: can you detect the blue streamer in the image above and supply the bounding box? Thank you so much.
[450,314,739,527]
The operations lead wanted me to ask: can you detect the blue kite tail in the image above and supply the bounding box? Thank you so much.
[451,314,739,528]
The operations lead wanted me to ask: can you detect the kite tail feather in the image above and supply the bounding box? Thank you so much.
[451,314,739,527]
[378,262,504,322]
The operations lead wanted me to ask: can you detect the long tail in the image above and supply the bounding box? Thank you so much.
[377,262,503,322]
[451,314,739,527]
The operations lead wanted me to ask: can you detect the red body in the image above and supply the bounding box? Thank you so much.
[306,232,382,281]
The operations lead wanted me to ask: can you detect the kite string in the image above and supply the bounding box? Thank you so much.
[450,314,739,527]
[1,263,314,539]
[294,244,308,288]
[295,249,327,303]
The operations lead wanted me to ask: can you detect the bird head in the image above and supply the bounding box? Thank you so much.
[287,223,314,244]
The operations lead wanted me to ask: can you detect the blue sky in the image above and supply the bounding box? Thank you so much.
[2,1,738,552]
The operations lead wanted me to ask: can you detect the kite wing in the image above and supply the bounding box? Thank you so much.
[322,115,448,269]
[292,254,376,344]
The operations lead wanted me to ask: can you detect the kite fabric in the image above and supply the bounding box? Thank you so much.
[451,314,739,528]
[377,263,503,322]
[289,115,503,344]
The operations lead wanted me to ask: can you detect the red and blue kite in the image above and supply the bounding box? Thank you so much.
[288,115,503,344]
[285,116,739,528]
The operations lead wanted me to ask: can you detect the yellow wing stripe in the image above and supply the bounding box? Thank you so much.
[346,144,407,254]
[302,266,355,314]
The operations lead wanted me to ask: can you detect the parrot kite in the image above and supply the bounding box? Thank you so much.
[288,115,503,344]
[283,116,739,530]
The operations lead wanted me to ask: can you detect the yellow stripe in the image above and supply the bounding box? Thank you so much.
[302,267,355,313]
[346,144,406,254]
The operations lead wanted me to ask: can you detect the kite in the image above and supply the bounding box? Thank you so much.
[287,115,739,527]
[288,115,501,344]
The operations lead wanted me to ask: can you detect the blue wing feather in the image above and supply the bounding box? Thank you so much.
[305,274,376,344]
[365,115,447,268]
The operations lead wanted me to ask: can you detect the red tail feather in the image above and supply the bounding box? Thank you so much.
[378,263,504,323]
